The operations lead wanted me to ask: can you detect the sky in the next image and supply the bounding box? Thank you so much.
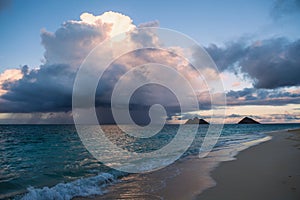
[0,0,300,124]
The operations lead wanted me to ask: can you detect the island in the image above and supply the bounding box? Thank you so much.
[238,117,260,124]
[185,117,209,124]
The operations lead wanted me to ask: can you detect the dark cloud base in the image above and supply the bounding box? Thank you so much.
[206,38,300,89]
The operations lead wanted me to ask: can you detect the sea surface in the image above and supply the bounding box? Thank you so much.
[1,123,300,199]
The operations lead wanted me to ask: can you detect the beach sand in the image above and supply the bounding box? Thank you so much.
[198,129,300,200]
[74,129,300,200]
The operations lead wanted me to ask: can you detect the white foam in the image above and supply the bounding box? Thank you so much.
[20,173,115,200]
[203,135,272,164]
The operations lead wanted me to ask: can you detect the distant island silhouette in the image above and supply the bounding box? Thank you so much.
[185,117,209,124]
[238,117,260,124]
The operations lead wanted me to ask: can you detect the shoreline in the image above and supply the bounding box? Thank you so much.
[198,128,300,200]
[13,127,297,200]
[73,128,300,200]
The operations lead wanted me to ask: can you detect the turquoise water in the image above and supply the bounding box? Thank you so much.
[1,124,300,199]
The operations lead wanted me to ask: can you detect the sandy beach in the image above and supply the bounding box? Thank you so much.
[198,129,300,200]
[73,128,300,200]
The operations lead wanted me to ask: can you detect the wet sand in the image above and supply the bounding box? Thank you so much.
[74,155,218,200]
[198,129,300,200]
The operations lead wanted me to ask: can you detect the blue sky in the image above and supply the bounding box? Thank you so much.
[0,0,300,124]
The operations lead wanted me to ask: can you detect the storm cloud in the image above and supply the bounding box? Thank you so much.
[0,11,212,124]
[206,37,300,89]
[0,64,74,113]
[0,12,138,118]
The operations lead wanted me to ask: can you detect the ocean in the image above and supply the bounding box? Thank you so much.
[1,124,300,199]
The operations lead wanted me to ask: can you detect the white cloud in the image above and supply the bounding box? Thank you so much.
[41,11,136,66]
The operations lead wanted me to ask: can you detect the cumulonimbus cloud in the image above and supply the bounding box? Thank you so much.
[0,11,214,124]
[1,11,139,116]
[1,11,300,124]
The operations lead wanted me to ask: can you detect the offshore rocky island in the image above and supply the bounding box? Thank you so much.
[185,116,260,124]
